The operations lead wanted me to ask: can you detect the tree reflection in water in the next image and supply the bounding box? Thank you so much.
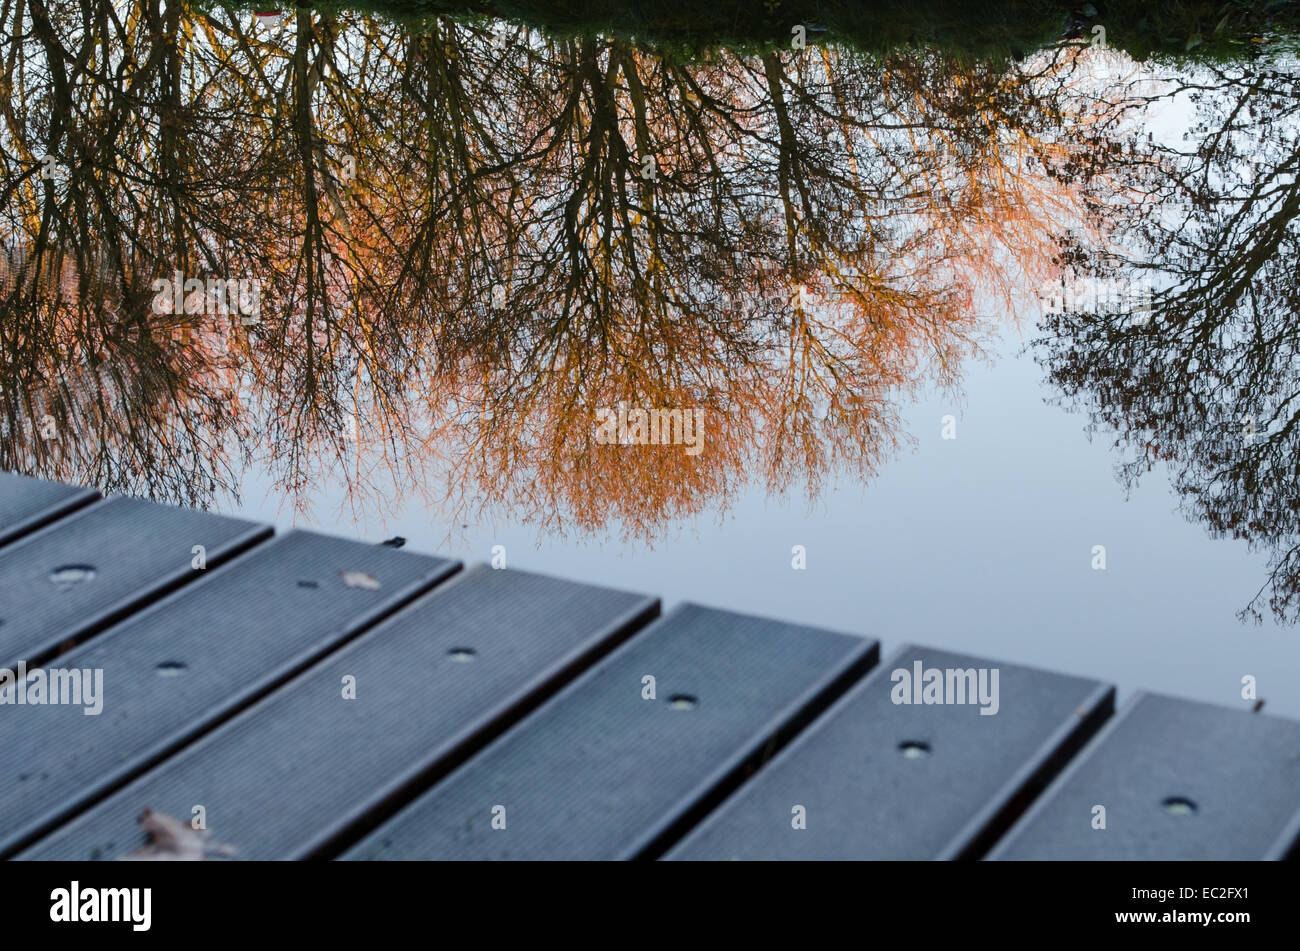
[1,3,1297,621]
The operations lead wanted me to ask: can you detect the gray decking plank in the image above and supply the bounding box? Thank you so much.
[986,692,1300,860]
[0,530,459,857]
[342,604,879,861]
[0,473,98,547]
[0,496,270,668]
[15,565,658,860]
[664,646,1113,860]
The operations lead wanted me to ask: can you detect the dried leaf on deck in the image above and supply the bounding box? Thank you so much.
[119,808,236,861]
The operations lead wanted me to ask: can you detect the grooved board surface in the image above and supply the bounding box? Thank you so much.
[0,531,458,857]
[987,692,1300,860]
[0,497,270,668]
[343,604,879,861]
[0,474,98,547]
[664,646,1114,860]
[16,566,658,861]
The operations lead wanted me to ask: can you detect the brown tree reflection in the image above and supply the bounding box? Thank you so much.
[2,3,1115,541]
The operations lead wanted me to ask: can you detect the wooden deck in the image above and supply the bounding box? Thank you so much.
[1,471,1298,861]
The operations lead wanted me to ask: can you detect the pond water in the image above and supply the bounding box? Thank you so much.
[2,2,1298,715]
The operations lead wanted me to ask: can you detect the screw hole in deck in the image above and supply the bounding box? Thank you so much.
[155,661,187,676]
[1163,796,1197,815]
[447,647,477,662]
[898,740,931,759]
[50,565,95,585]
[668,694,697,710]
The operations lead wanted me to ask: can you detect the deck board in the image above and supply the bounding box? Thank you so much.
[3,471,1296,862]
[664,646,1113,860]
[0,531,458,857]
[342,604,878,860]
[0,473,98,548]
[0,496,269,669]
[14,566,658,860]
[986,692,1300,860]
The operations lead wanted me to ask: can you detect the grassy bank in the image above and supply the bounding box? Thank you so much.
[217,0,1300,62]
